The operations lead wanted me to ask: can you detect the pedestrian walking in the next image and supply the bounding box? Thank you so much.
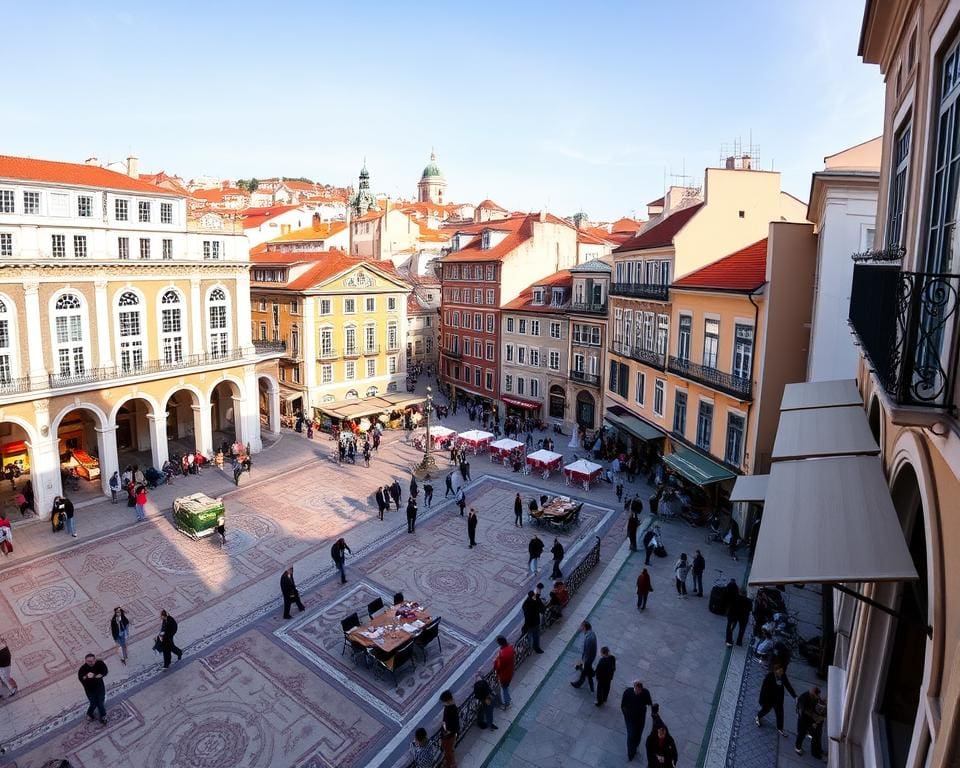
[621,680,653,760]
[473,672,498,731]
[550,537,564,578]
[390,480,402,511]
[372,430,381,451]
[439,689,459,768]
[514,493,523,527]
[692,549,706,596]
[727,516,741,561]
[521,589,545,654]
[445,473,454,497]
[109,608,130,665]
[528,534,544,575]
[459,459,471,482]
[215,515,226,548]
[642,527,656,565]
[0,636,19,696]
[493,635,515,709]
[280,566,305,618]
[363,443,371,467]
[724,579,741,646]
[455,487,466,516]
[134,484,147,522]
[0,517,12,556]
[407,497,418,533]
[595,646,616,706]
[616,483,624,503]
[109,471,120,504]
[645,724,679,767]
[794,686,827,758]
[375,486,387,521]
[626,512,639,551]
[424,481,434,508]
[733,588,753,646]
[331,538,352,583]
[410,476,419,500]
[158,610,183,669]
[63,495,77,537]
[570,620,597,692]
[411,726,438,767]
[674,553,690,597]
[467,508,478,547]
[756,664,797,736]
[78,653,108,724]
[636,567,653,610]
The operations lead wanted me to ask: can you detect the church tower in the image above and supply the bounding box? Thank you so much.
[350,160,377,216]
[417,151,447,204]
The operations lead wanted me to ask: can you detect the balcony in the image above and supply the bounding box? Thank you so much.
[609,282,669,302]
[667,356,753,401]
[48,349,248,390]
[570,369,601,387]
[317,348,339,361]
[253,340,287,356]
[850,263,960,409]
[343,347,361,359]
[444,347,462,360]
[569,301,608,315]
[363,345,381,356]
[609,341,665,370]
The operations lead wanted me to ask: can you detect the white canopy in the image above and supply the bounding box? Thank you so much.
[527,449,563,464]
[564,459,602,475]
[490,438,524,451]
[428,425,455,439]
[458,429,494,443]
[780,379,863,411]
[730,474,769,503]
[771,406,879,462]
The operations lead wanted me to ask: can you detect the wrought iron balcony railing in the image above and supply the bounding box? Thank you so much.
[317,348,339,361]
[667,356,753,400]
[48,349,248,389]
[609,341,666,370]
[363,345,381,355]
[609,282,670,301]
[252,340,287,355]
[343,347,361,359]
[569,301,608,315]
[569,369,601,387]
[444,347,462,360]
[850,264,960,409]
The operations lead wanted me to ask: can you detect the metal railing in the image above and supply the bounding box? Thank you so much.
[409,537,601,768]
[569,301,607,315]
[444,347,462,360]
[850,264,960,409]
[48,349,247,389]
[569,369,601,387]
[609,282,669,301]
[609,341,666,370]
[343,347,361,359]
[0,375,41,395]
[252,340,287,355]
[364,345,381,355]
[317,348,340,361]
[666,356,753,400]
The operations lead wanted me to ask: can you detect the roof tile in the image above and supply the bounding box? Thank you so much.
[672,238,768,292]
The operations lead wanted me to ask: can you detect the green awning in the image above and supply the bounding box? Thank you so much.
[663,445,736,487]
[604,409,665,443]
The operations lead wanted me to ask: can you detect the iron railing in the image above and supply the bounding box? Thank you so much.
[252,340,287,355]
[667,356,753,400]
[569,301,608,315]
[444,347,462,360]
[48,349,248,389]
[609,341,666,370]
[609,282,669,301]
[569,369,601,387]
[318,348,339,361]
[850,264,960,409]
[409,537,601,768]
[364,345,381,356]
[344,347,361,359]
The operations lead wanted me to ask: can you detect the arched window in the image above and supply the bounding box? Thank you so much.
[345,389,359,400]
[53,292,86,378]
[0,298,15,384]
[366,386,379,397]
[290,325,300,358]
[116,291,145,373]
[319,325,334,358]
[387,321,398,351]
[207,286,230,356]
[160,289,185,364]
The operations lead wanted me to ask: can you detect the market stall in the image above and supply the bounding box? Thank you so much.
[489,438,525,463]
[563,458,603,490]
[457,429,494,454]
[172,493,224,540]
[526,448,563,479]
[427,425,456,446]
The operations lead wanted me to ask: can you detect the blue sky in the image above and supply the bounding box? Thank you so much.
[8,1,882,220]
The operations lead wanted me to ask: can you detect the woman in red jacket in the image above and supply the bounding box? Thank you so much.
[493,635,515,710]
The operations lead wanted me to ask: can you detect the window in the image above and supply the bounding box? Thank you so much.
[139,238,151,259]
[290,299,300,315]
[115,198,128,221]
[160,202,173,225]
[22,191,40,214]
[474,313,482,331]
[73,235,87,258]
[319,326,334,358]
[426,337,433,353]
[590,327,601,345]
[733,324,754,379]
[320,299,332,315]
[696,401,714,451]
[138,201,151,223]
[486,289,495,305]
[345,326,357,355]
[160,289,185,364]
[0,233,10,257]
[474,289,482,303]
[258,299,266,312]
[0,299,12,382]
[653,380,665,416]
[485,370,493,390]
[474,340,482,358]
[366,358,376,377]
[532,288,545,305]
[552,288,564,305]
[549,351,560,370]
[486,314,494,333]
[388,296,397,311]
[506,317,515,333]
[162,239,173,259]
[517,346,526,365]
[78,195,93,218]
[703,319,719,368]
[517,376,525,395]
[673,391,687,434]
[725,413,745,465]
[0,190,14,213]
[530,348,540,367]
[925,37,960,273]
[505,343,514,363]
[643,313,654,351]
[202,240,221,260]
[519,318,527,334]
[550,321,561,339]
[530,379,540,397]
[344,298,356,314]
[635,371,645,405]
[52,234,66,258]
[364,324,376,353]
[345,360,356,379]
[387,322,398,350]
[365,297,375,312]
[259,322,266,340]
[678,315,692,361]
[485,265,495,280]
[655,315,669,355]
[474,367,482,387]
[388,355,398,374]
[486,341,494,360]
[530,320,541,336]
[316,363,331,384]
[53,293,85,378]
[505,374,513,392]
[292,366,301,384]
[207,287,230,356]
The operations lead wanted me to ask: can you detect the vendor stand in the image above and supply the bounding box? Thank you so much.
[457,429,494,454]
[489,438,524,464]
[172,493,224,540]
[428,425,456,447]
[563,458,603,490]
[526,449,563,479]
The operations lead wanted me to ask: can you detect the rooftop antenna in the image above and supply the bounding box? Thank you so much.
[719,137,760,170]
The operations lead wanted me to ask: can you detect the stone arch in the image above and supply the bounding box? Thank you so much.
[210,377,245,450]
[111,394,163,470]
[51,402,112,500]
[575,390,596,429]
[867,394,883,447]
[257,373,280,435]
[162,385,205,453]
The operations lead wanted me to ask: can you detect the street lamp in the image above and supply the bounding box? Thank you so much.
[412,385,438,479]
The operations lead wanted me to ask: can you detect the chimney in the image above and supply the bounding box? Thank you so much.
[312,212,322,231]
[538,209,547,223]
[741,153,752,170]
[126,155,139,178]
[725,156,736,170]
[85,157,99,166]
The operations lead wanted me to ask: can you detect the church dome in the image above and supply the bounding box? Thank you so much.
[420,152,444,180]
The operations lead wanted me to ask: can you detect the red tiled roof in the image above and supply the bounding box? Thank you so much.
[646,196,665,207]
[576,229,611,245]
[251,250,404,291]
[503,270,573,310]
[476,198,507,211]
[614,203,703,252]
[0,155,186,196]
[610,216,642,234]
[241,204,300,228]
[672,238,768,292]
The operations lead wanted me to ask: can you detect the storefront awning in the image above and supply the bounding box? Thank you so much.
[663,445,736,487]
[280,387,303,405]
[780,379,863,411]
[730,474,769,503]
[771,406,879,462]
[502,395,542,410]
[604,407,665,443]
[378,392,426,408]
[749,456,918,586]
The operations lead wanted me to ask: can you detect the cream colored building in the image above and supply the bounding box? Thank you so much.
[0,155,281,516]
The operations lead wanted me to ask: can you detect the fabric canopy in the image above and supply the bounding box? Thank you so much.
[280,387,303,405]
[378,392,427,408]
[663,445,736,487]
[780,379,862,411]
[428,425,455,439]
[501,395,542,410]
[605,407,665,442]
[730,474,769,503]
[564,459,602,475]
[527,449,562,464]
[490,438,524,451]
[749,456,918,586]
[771,406,879,462]
[458,429,494,443]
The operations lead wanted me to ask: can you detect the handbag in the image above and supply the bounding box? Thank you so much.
[152,635,163,654]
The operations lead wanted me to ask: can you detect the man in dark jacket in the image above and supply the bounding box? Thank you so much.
[794,686,826,758]
[158,610,182,669]
[375,486,387,521]
[571,621,597,691]
[550,538,564,578]
[630,496,643,517]
[692,549,706,596]
[756,664,797,735]
[78,653,109,724]
[620,679,653,760]
[445,473,454,497]
[626,513,639,552]
[281,566,305,618]
[642,528,657,565]
[409,476,418,499]
[514,493,523,527]
[528,535,545,575]
[645,724,679,767]
[423,481,434,508]
[390,480,402,511]
[594,646,616,706]
[406,497,418,534]
[521,587,545,654]
[723,579,741,645]
[467,508,478,547]
[733,588,753,646]
[331,538,351,583]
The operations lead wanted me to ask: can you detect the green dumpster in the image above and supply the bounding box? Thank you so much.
[172,493,224,540]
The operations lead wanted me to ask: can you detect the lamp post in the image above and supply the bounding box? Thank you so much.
[412,385,438,479]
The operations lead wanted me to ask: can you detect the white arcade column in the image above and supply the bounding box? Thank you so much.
[193,403,213,456]
[146,413,169,468]
[94,425,119,498]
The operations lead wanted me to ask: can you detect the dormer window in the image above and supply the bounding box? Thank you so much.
[551,288,565,306]
[532,288,545,305]
[481,230,491,249]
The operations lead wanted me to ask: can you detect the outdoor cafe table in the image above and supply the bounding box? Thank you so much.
[532,496,577,521]
[564,458,603,490]
[348,601,431,653]
[427,425,455,445]
[490,438,524,462]
[458,429,494,453]
[526,449,563,478]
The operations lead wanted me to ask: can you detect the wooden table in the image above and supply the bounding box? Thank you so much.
[531,498,577,521]
[348,602,431,653]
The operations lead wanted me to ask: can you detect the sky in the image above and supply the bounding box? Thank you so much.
[6,1,883,221]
